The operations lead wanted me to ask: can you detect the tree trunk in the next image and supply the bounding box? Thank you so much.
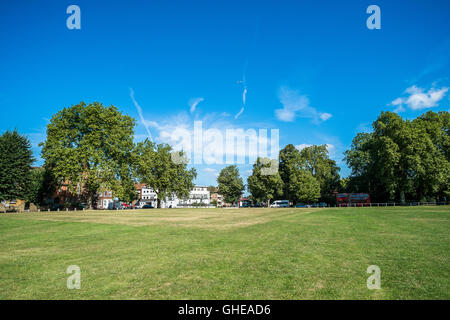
[400,190,405,204]
[267,199,270,207]
[157,198,161,208]
[88,193,94,210]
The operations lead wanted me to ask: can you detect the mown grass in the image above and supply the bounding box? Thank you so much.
[0,206,449,299]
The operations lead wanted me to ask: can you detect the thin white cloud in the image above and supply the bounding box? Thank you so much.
[275,86,332,123]
[234,106,244,119]
[319,113,332,121]
[235,60,249,119]
[390,85,449,112]
[295,143,335,154]
[203,167,218,173]
[295,143,312,150]
[189,97,204,113]
[242,87,247,105]
[235,85,247,119]
[130,88,152,141]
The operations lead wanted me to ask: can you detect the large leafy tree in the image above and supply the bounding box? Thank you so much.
[27,167,45,205]
[279,144,303,203]
[26,167,58,206]
[40,102,136,208]
[289,170,320,203]
[134,141,197,208]
[300,145,340,201]
[345,111,450,202]
[217,165,244,205]
[0,130,34,201]
[247,157,284,207]
[412,111,450,201]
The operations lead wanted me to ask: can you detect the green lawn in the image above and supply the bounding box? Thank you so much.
[0,206,449,299]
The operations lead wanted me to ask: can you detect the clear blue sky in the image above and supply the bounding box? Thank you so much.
[1,0,449,186]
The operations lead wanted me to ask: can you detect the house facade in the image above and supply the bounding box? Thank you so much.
[136,185,211,208]
[211,188,223,207]
[97,190,113,209]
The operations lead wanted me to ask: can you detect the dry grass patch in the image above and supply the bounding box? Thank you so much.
[4,208,317,230]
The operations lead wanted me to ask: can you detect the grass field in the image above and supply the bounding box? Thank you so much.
[0,206,449,299]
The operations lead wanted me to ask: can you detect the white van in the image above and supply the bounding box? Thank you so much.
[270,200,290,208]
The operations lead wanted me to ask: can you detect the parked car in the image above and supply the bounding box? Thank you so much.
[295,203,308,208]
[142,204,154,209]
[122,203,133,209]
[107,201,124,210]
[270,200,290,208]
[311,202,328,208]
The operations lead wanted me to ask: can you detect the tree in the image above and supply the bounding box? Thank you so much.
[0,130,34,201]
[279,144,303,203]
[413,111,450,201]
[289,170,320,203]
[40,102,136,208]
[344,111,450,202]
[26,166,58,207]
[27,167,45,205]
[300,145,340,202]
[247,157,283,207]
[217,165,244,206]
[135,141,197,208]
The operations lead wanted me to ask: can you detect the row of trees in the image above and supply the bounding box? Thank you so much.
[216,144,340,206]
[1,102,448,208]
[344,111,449,203]
[0,102,197,209]
[216,111,449,206]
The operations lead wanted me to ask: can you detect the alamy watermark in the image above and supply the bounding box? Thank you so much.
[366,265,381,290]
[67,265,81,289]
[66,5,81,30]
[65,5,380,31]
[366,5,381,30]
[170,121,279,174]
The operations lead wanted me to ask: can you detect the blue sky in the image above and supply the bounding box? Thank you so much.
[1,0,449,186]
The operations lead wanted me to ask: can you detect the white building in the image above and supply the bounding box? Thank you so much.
[97,190,114,209]
[138,186,210,208]
[178,186,210,207]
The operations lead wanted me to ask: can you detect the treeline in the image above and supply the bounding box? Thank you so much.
[0,102,448,209]
[216,111,449,206]
[0,102,196,209]
[216,144,340,206]
[343,111,449,203]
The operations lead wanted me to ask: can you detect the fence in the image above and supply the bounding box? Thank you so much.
[335,201,448,207]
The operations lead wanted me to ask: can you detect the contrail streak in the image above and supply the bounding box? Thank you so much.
[235,60,248,119]
[189,97,204,113]
[129,88,152,141]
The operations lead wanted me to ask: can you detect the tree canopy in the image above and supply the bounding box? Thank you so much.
[0,130,34,201]
[134,141,197,208]
[345,111,450,202]
[40,102,136,208]
[279,144,303,203]
[278,144,337,204]
[217,165,244,205]
[247,158,284,207]
[299,145,340,202]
